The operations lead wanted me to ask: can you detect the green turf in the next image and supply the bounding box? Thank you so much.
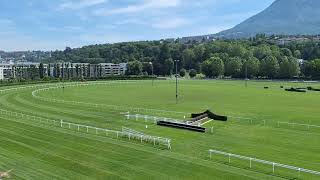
[0,80,319,179]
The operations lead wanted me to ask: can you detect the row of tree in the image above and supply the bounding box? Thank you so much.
[200,55,300,79]
[42,37,320,79]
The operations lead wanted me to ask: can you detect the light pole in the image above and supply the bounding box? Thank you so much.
[149,62,154,86]
[174,60,180,104]
[245,61,248,88]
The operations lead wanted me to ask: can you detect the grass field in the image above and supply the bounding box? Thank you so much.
[0,80,320,180]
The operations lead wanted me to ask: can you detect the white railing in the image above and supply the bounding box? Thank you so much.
[0,108,171,149]
[124,113,183,124]
[278,121,320,130]
[209,149,320,176]
[121,127,171,149]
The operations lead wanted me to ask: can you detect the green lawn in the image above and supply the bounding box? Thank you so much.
[0,80,319,179]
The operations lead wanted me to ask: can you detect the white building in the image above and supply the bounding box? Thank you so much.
[0,67,4,80]
[100,63,127,76]
[0,62,127,79]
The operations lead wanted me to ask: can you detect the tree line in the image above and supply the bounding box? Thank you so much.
[44,37,320,79]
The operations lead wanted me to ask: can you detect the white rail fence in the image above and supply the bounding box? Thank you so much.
[209,149,320,177]
[60,120,171,149]
[121,127,171,149]
[124,113,183,124]
[0,108,171,149]
[278,121,320,130]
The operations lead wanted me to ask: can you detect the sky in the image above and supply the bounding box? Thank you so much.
[0,0,275,51]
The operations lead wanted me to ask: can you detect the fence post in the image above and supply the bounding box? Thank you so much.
[78,125,80,131]
[60,120,63,127]
[273,163,275,173]
[250,158,252,168]
[86,126,89,133]
[228,154,231,163]
[209,151,212,159]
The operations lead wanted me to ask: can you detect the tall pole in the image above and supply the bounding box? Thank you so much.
[245,61,248,88]
[150,62,154,86]
[175,60,179,104]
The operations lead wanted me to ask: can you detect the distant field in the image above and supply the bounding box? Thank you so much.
[0,80,320,179]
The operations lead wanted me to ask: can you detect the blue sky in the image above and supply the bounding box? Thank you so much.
[0,0,275,51]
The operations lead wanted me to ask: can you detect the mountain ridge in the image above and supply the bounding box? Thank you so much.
[184,0,320,40]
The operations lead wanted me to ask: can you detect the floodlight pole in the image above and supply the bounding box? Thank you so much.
[175,60,180,104]
[149,62,154,86]
[245,61,248,88]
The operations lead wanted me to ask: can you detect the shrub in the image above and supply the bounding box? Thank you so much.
[179,68,186,77]
[189,69,197,78]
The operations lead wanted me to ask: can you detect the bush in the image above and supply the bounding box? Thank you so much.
[189,69,197,78]
[179,68,186,77]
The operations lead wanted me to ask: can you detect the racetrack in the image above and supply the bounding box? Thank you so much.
[0,80,319,179]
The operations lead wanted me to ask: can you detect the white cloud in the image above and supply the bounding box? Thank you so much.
[43,26,83,32]
[59,0,107,10]
[114,18,146,25]
[94,0,180,16]
[151,17,189,29]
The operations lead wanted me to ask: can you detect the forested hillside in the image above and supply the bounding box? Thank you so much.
[45,37,320,79]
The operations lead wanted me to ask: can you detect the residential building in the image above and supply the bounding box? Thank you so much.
[0,67,4,80]
[0,62,127,79]
[100,63,127,76]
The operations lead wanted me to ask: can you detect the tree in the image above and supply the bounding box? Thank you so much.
[253,45,272,59]
[229,44,246,58]
[194,45,205,62]
[163,58,174,75]
[225,57,243,77]
[159,43,171,62]
[260,55,280,78]
[142,62,153,75]
[39,63,44,79]
[294,50,302,59]
[310,59,320,79]
[242,57,260,78]
[127,60,143,75]
[279,57,300,78]
[301,61,313,78]
[182,49,195,69]
[29,65,39,80]
[281,48,293,57]
[201,57,224,78]
[189,69,197,78]
[179,68,186,77]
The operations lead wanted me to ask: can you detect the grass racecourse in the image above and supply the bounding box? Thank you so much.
[0,79,320,180]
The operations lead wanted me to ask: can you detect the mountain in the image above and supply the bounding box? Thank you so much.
[216,0,320,38]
